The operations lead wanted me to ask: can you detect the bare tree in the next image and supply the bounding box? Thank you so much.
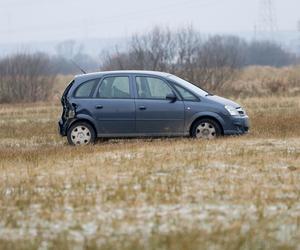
[0,53,56,103]
[101,27,176,71]
[100,26,297,92]
[130,27,175,71]
[246,40,296,67]
[55,40,83,59]
[194,35,246,91]
[174,26,202,82]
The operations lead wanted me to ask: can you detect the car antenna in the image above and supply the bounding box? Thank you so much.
[71,60,87,74]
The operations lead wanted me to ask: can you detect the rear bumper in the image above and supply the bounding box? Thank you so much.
[58,118,70,136]
[224,116,250,135]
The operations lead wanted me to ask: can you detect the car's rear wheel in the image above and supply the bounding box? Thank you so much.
[67,122,96,146]
[191,118,222,140]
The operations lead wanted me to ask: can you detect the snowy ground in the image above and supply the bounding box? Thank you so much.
[0,99,300,249]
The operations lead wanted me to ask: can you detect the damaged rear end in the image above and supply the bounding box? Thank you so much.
[58,80,76,136]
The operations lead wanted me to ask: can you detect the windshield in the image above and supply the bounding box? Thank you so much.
[167,75,209,97]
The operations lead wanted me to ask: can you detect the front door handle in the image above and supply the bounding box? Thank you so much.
[139,106,147,110]
[95,105,103,109]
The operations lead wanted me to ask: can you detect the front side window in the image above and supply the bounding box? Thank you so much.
[168,75,209,97]
[74,79,98,98]
[174,84,199,101]
[136,77,173,99]
[98,76,131,98]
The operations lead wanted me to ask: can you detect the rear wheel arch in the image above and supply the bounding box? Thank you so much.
[67,120,97,145]
[68,119,97,136]
[189,116,224,136]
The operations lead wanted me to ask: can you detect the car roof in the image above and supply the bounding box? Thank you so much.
[74,70,171,82]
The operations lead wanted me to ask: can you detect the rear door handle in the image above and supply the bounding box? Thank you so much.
[95,105,103,109]
[139,106,147,110]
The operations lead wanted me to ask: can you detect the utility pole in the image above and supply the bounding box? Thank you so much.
[298,20,300,55]
[257,0,278,41]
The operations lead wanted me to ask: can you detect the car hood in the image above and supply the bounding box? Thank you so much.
[206,95,240,108]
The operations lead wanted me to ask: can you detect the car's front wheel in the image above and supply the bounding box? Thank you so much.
[67,122,96,146]
[191,118,222,140]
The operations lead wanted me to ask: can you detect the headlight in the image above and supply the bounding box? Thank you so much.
[225,105,239,116]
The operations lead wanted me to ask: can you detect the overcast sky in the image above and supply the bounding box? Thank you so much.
[0,0,299,43]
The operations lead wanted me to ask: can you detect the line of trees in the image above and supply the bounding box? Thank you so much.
[0,41,98,103]
[0,26,299,103]
[101,27,297,91]
[0,53,56,103]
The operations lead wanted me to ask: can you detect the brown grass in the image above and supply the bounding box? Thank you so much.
[220,65,300,97]
[0,96,300,250]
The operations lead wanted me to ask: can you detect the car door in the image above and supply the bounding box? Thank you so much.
[92,75,136,135]
[171,83,202,133]
[134,75,185,135]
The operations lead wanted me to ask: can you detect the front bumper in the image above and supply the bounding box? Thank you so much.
[224,115,250,135]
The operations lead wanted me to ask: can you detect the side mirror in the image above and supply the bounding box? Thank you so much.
[166,93,177,102]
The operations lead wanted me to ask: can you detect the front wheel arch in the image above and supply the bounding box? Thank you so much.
[189,116,224,137]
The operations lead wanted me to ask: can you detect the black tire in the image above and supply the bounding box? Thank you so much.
[67,121,96,146]
[191,118,222,139]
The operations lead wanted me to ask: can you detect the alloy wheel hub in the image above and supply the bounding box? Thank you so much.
[196,122,216,139]
[71,126,91,145]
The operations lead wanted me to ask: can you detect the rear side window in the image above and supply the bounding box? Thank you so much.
[74,79,99,98]
[98,76,131,99]
[62,80,74,97]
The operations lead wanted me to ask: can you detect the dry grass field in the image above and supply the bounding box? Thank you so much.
[0,96,300,250]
